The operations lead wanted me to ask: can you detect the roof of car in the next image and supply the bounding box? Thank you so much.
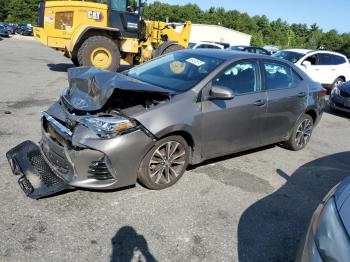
[282,49,314,54]
[281,48,347,57]
[178,48,275,61]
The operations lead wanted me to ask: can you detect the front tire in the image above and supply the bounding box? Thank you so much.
[153,41,185,58]
[138,135,189,190]
[77,35,120,71]
[284,114,314,151]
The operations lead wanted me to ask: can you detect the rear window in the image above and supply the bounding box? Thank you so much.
[317,53,334,65]
[263,61,302,90]
[333,55,346,65]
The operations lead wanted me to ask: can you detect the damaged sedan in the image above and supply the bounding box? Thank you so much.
[6,50,325,198]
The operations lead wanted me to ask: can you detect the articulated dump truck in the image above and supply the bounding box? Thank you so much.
[34,0,192,71]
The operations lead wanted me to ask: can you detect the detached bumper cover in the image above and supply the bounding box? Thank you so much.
[6,140,72,199]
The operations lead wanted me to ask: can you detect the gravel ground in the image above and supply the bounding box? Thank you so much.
[0,37,349,262]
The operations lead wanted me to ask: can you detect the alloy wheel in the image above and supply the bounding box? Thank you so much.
[295,119,313,147]
[148,141,186,185]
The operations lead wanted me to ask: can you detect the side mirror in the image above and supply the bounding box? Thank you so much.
[302,61,311,68]
[209,85,234,100]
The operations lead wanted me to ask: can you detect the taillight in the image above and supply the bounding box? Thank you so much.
[320,88,327,97]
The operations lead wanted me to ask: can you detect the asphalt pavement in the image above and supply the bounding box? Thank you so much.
[0,36,349,262]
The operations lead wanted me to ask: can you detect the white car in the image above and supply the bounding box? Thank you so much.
[189,42,226,50]
[273,49,350,90]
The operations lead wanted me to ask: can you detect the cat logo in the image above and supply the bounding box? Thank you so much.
[87,11,103,22]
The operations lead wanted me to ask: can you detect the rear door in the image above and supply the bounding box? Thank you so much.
[316,53,338,85]
[261,60,307,145]
[201,59,267,158]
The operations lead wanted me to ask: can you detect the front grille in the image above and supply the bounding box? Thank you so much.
[88,158,114,180]
[340,91,350,98]
[28,151,64,187]
[44,148,72,174]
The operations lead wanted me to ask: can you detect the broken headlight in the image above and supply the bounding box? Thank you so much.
[79,115,137,138]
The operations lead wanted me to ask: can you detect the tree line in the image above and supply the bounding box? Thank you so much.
[1,0,349,56]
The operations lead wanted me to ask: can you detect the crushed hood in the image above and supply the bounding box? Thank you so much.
[64,67,176,112]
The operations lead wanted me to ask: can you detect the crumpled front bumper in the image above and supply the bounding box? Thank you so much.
[6,110,155,199]
[6,141,73,199]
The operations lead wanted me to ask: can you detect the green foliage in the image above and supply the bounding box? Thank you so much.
[3,0,40,24]
[143,1,350,57]
[1,0,349,57]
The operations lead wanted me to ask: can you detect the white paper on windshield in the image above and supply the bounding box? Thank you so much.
[186,57,205,67]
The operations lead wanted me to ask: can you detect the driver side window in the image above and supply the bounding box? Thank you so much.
[213,61,261,95]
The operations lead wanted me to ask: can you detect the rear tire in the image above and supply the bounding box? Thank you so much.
[138,135,189,190]
[284,114,314,151]
[332,77,345,90]
[153,41,184,58]
[77,35,120,71]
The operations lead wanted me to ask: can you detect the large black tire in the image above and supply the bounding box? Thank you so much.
[77,35,120,71]
[284,114,314,151]
[138,135,189,190]
[153,41,185,58]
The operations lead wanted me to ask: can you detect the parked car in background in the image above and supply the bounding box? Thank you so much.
[296,176,350,261]
[329,81,350,113]
[264,45,279,54]
[226,45,271,55]
[6,50,325,199]
[0,25,10,37]
[273,49,350,90]
[16,25,33,36]
[189,41,229,50]
[5,24,17,34]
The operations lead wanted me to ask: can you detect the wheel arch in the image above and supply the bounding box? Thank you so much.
[304,108,318,124]
[337,75,346,82]
[154,126,201,165]
[70,26,120,57]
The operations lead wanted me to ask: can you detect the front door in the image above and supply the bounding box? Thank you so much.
[109,0,140,38]
[200,60,267,159]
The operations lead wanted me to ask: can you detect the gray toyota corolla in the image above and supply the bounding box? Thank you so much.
[7,50,326,198]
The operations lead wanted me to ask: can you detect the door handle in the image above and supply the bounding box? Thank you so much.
[253,99,266,106]
[297,92,307,98]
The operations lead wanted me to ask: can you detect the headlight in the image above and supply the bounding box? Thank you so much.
[331,87,340,96]
[79,115,137,138]
[314,197,350,261]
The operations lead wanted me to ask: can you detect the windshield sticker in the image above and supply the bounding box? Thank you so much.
[170,61,186,74]
[186,58,205,67]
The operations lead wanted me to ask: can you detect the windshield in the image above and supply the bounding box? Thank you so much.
[127,52,225,92]
[273,51,305,63]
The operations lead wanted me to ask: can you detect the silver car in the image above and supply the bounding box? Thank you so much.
[6,50,326,198]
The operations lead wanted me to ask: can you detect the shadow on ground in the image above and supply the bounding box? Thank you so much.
[47,63,133,73]
[110,226,157,262]
[238,152,350,262]
[47,63,75,72]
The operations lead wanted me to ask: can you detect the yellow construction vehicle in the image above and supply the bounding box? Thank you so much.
[34,0,191,71]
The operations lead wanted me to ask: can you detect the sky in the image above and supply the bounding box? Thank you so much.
[151,0,350,33]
